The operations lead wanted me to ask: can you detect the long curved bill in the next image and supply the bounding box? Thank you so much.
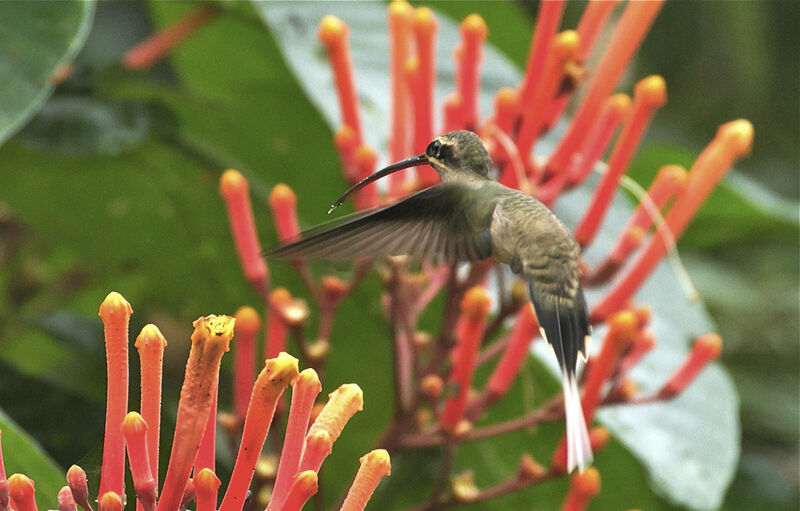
[329,153,428,213]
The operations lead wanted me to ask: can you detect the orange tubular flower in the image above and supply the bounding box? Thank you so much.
[271,369,322,510]
[297,430,333,475]
[57,486,77,511]
[335,125,359,182]
[98,492,122,511]
[218,353,299,511]
[66,465,91,511]
[561,467,601,511]
[193,469,221,511]
[339,450,392,511]
[493,87,519,140]
[157,315,235,511]
[486,305,539,400]
[546,1,664,176]
[7,474,36,511]
[318,16,363,145]
[516,30,580,163]
[574,75,667,248]
[412,7,439,188]
[353,144,381,210]
[0,429,5,480]
[234,306,261,422]
[552,426,611,474]
[123,4,219,70]
[657,333,722,399]
[457,15,488,131]
[269,184,300,244]
[617,328,657,376]
[547,0,621,127]
[442,92,464,133]
[266,287,292,359]
[582,310,639,419]
[97,292,132,500]
[591,120,754,322]
[281,471,318,511]
[307,383,364,445]
[195,389,218,474]
[440,287,492,432]
[518,0,566,113]
[220,169,269,296]
[388,1,414,198]
[0,481,8,511]
[134,325,167,488]
[122,413,157,511]
[586,164,687,285]
[565,93,632,186]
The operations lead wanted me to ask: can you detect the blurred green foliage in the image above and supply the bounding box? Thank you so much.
[0,1,797,510]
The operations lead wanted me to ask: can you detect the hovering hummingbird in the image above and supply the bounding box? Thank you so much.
[267,130,592,472]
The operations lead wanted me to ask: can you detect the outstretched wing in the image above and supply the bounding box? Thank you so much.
[266,183,495,263]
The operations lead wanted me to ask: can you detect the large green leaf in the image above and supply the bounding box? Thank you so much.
[256,3,739,509]
[0,409,64,510]
[0,0,95,146]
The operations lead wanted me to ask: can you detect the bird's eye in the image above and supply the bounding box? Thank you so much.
[426,140,443,159]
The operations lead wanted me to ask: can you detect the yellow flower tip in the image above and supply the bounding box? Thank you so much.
[607,310,639,347]
[234,306,261,337]
[389,1,414,20]
[328,383,364,412]
[609,93,633,114]
[451,471,479,502]
[420,374,444,399]
[553,30,580,61]
[318,15,348,46]
[309,383,364,443]
[635,75,667,108]
[413,7,438,33]
[719,119,754,157]
[135,323,167,350]
[99,491,123,511]
[354,143,379,169]
[460,14,488,40]
[618,378,639,400]
[445,92,463,108]
[518,454,546,481]
[453,419,473,438]
[270,287,292,306]
[405,55,419,75]
[494,86,518,109]
[695,333,723,359]
[335,124,356,147]
[263,352,300,387]
[626,225,646,245]
[307,339,330,362]
[572,466,601,497]
[659,164,689,189]
[460,286,492,319]
[66,464,86,482]
[122,411,147,435]
[322,275,349,301]
[634,305,651,328]
[191,314,236,352]
[280,299,310,326]
[98,291,133,319]
[293,470,319,492]
[359,449,391,477]
[269,183,297,210]
[194,468,221,491]
[307,429,333,455]
[219,168,248,198]
[297,368,322,393]
[7,474,35,499]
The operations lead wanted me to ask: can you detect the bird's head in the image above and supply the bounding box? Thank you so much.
[330,130,492,212]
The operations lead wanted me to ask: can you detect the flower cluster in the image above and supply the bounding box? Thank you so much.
[0,292,389,511]
[218,1,751,509]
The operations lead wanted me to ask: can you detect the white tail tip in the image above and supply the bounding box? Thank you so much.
[562,372,593,472]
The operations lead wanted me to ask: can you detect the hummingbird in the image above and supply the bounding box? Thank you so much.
[267,130,593,472]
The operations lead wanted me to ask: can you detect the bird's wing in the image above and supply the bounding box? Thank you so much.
[266,183,495,262]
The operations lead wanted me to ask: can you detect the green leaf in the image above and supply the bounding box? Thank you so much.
[257,3,739,509]
[0,0,96,146]
[0,409,65,510]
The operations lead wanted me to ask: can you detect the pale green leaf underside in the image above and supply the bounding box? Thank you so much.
[0,0,96,146]
[256,3,739,509]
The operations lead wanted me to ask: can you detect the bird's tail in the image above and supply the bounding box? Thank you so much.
[561,368,593,472]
